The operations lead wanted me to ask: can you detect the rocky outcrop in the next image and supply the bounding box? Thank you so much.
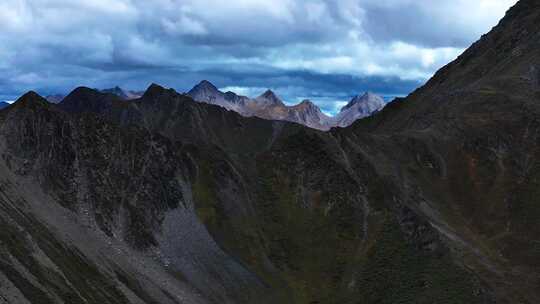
[334,92,386,127]
[187,81,385,130]
[188,80,251,113]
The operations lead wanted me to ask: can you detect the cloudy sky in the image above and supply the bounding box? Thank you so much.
[1,0,517,114]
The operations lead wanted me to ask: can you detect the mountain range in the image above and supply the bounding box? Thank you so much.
[43,82,386,131]
[188,80,386,130]
[0,1,539,304]
[45,87,143,104]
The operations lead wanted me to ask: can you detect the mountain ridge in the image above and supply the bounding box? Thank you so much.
[1,1,539,303]
[187,80,386,130]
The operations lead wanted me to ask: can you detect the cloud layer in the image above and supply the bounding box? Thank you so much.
[0,0,517,114]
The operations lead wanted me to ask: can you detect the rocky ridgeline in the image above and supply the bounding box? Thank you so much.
[188,80,386,130]
[1,1,540,303]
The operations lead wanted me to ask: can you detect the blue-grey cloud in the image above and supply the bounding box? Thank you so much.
[0,0,517,110]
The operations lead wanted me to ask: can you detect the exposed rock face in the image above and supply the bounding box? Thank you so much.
[188,80,251,113]
[1,1,540,304]
[334,92,386,127]
[289,99,332,129]
[188,82,336,129]
[254,90,285,107]
[188,82,385,130]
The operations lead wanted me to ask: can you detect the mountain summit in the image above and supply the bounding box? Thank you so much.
[186,80,386,130]
[255,90,285,107]
[334,92,386,127]
[188,80,250,112]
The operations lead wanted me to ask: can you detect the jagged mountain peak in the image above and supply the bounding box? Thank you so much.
[187,81,251,113]
[256,89,284,106]
[341,92,384,112]
[294,99,321,112]
[333,92,386,128]
[260,89,277,99]
[142,83,168,99]
[199,79,217,87]
[299,99,314,106]
[189,80,219,94]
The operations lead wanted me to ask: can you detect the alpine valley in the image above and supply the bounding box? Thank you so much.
[1,1,540,304]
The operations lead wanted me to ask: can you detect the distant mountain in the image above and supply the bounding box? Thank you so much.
[45,87,142,104]
[250,94,334,130]
[334,92,386,127]
[254,90,285,107]
[187,80,384,130]
[187,80,250,112]
[289,100,332,130]
[45,94,65,103]
[0,101,10,110]
[101,86,143,100]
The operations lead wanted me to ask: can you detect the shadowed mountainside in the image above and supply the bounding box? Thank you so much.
[1,1,540,303]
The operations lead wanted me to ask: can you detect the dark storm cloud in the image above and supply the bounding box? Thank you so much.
[357,1,511,48]
[0,0,517,111]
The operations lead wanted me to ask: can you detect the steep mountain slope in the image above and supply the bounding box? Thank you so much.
[342,0,540,301]
[0,85,493,304]
[0,1,539,304]
[1,85,490,304]
[0,91,278,304]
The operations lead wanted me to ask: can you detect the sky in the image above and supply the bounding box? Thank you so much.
[0,0,518,115]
